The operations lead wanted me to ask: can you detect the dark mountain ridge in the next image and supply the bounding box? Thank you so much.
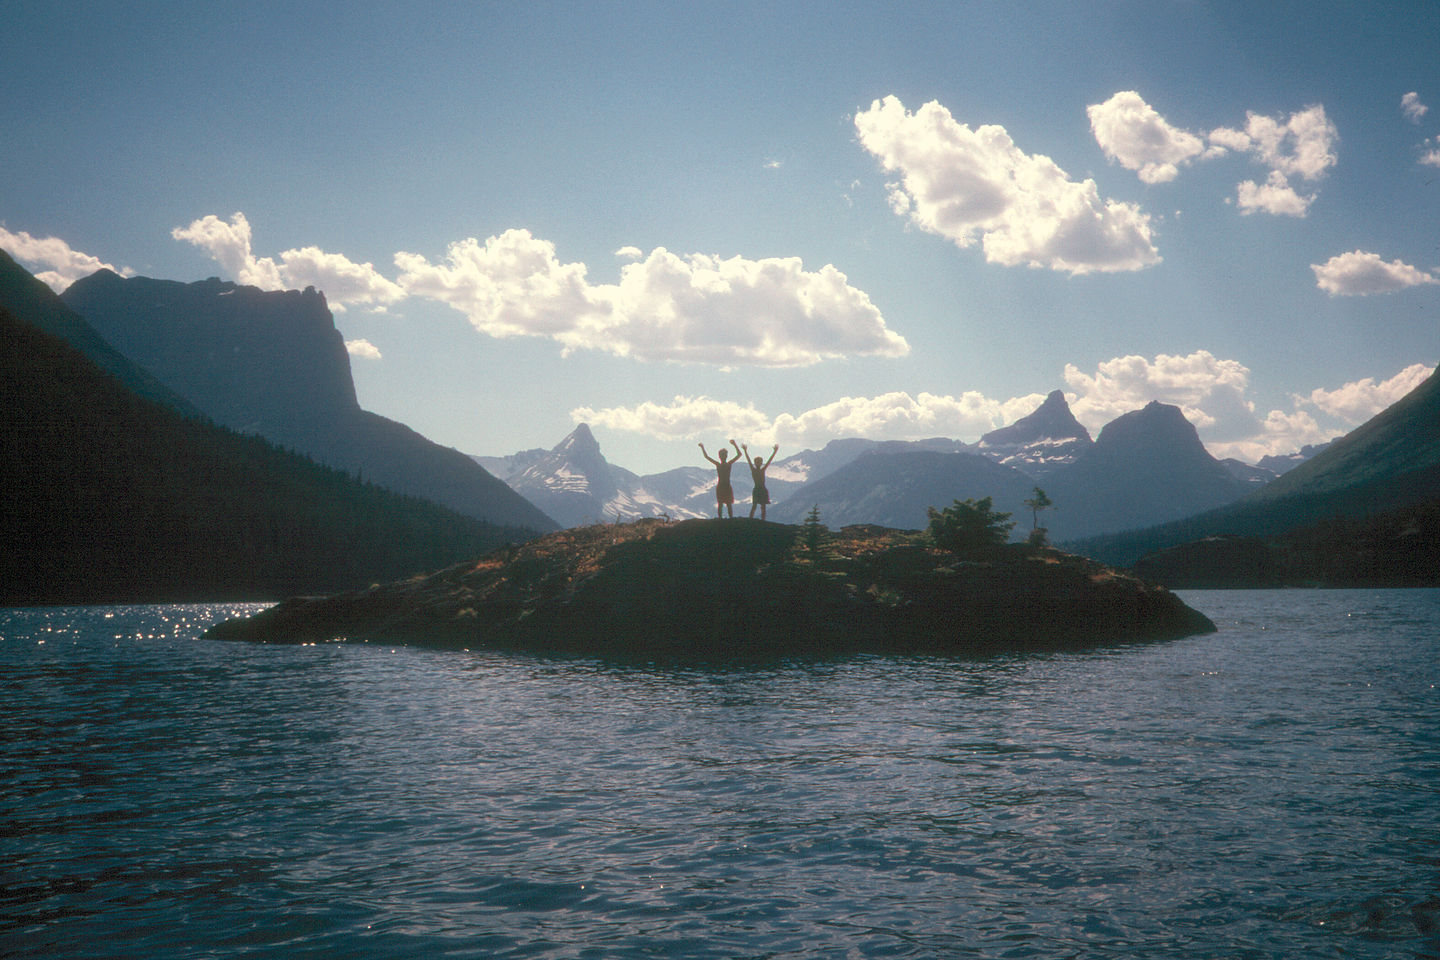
[1070,365,1440,568]
[0,259,534,602]
[61,270,556,532]
[1043,401,1251,541]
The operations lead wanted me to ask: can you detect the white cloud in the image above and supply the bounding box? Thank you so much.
[1206,407,1333,463]
[395,229,909,367]
[1210,104,1337,217]
[770,390,1008,447]
[1419,136,1440,168]
[1087,91,1208,184]
[1235,171,1315,217]
[1062,350,1257,437]
[1311,250,1438,295]
[0,225,131,292]
[573,390,1014,448]
[581,356,1436,466]
[344,338,382,360]
[854,95,1160,275]
[614,245,643,260]
[1403,91,1429,124]
[572,395,772,440]
[1304,363,1434,422]
[172,212,405,309]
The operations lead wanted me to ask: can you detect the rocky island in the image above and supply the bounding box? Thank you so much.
[204,518,1215,659]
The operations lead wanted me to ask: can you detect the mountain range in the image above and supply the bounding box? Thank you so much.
[8,247,1428,592]
[1073,362,1440,569]
[61,270,556,533]
[0,251,533,602]
[485,392,1259,541]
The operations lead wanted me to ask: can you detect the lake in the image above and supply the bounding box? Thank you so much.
[2,590,1437,958]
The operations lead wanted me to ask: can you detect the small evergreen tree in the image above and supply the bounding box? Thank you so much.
[800,504,829,563]
[926,497,1015,554]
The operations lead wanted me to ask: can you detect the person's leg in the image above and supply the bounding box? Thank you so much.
[760,503,767,520]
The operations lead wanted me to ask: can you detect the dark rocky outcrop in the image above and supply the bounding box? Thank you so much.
[205,519,1216,659]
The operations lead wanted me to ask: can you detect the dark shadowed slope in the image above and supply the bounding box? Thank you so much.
[0,250,198,415]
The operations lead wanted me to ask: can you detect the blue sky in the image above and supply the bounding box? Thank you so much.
[3,0,1437,474]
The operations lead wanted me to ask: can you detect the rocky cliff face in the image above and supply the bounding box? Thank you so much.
[64,271,357,438]
[61,271,557,532]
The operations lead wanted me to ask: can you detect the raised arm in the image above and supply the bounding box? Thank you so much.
[698,442,719,466]
[730,439,743,461]
[764,443,779,468]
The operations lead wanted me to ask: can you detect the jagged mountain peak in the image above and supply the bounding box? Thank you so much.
[977,389,1092,478]
[981,390,1090,447]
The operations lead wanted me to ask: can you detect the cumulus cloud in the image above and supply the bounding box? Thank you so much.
[1087,91,1210,184]
[573,389,1018,450]
[0,225,131,291]
[854,95,1160,274]
[1305,363,1434,421]
[1419,136,1440,168]
[344,338,382,360]
[395,229,909,367]
[1403,91,1429,123]
[1210,105,1338,217]
[571,395,773,440]
[1311,250,1438,295]
[770,390,1010,447]
[1209,362,1434,461]
[173,213,405,309]
[1062,350,1259,440]
[1235,171,1315,217]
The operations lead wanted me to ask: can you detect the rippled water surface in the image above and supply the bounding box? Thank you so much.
[2,591,1438,958]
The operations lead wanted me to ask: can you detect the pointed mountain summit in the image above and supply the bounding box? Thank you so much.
[977,390,1093,477]
[1045,401,1250,540]
[60,270,556,532]
[510,423,625,526]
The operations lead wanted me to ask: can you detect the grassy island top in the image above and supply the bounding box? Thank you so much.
[206,515,1215,660]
